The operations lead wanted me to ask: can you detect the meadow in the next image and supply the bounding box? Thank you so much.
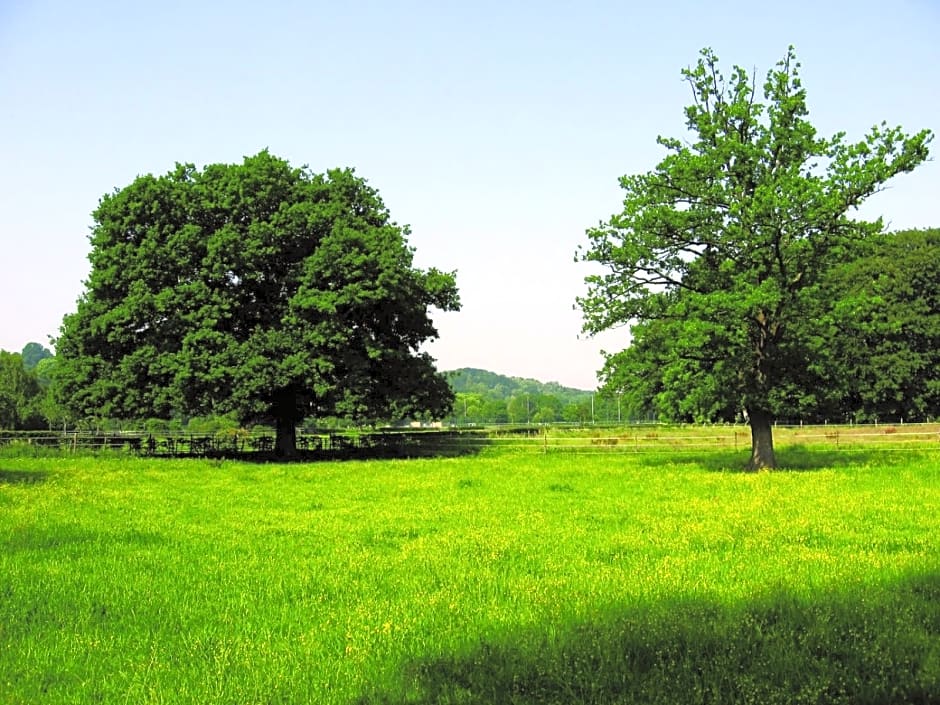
[1,446,938,704]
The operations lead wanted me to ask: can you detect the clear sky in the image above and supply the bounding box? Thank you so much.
[1,0,938,390]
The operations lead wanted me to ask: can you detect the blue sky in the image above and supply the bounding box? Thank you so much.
[1,0,938,389]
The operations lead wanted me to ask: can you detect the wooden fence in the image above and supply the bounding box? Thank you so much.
[1,424,938,458]
[0,429,491,459]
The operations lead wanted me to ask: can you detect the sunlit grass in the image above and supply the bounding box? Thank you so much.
[1,450,938,703]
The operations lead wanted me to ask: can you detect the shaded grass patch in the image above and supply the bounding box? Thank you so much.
[0,467,52,485]
[358,572,940,705]
[636,446,926,472]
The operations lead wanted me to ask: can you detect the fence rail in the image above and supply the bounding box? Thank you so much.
[1,424,938,458]
[444,425,940,454]
[0,430,468,458]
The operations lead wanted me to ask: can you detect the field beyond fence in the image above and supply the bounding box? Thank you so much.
[1,422,938,458]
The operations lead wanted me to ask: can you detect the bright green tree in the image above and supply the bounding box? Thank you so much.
[0,351,44,429]
[579,47,932,469]
[506,394,530,424]
[562,399,592,424]
[602,228,940,426]
[530,393,560,423]
[482,397,509,424]
[452,392,488,425]
[55,151,459,455]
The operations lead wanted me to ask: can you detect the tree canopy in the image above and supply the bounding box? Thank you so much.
[578,47,932,469]
[55,151,459,455]
[599,228,940,427]
[813,228,940,423]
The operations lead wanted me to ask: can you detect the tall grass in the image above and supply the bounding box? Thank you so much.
[1,450,938,704]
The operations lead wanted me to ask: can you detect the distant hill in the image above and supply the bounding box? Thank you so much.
[445,368,590,398]
[443,368,621,424]
[21,342,53,370]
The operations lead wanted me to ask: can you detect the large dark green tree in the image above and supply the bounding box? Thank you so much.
[579,47,932,469]
[814,228,940,422]
[55,151,459,455]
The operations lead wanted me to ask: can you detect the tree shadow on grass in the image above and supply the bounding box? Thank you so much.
[355,572,940,705]
[0,468,52,485]
[633,446,922,473]
[146,431,495,463]
[771,446,936,471]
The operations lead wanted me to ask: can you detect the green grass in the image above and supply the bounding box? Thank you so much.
[1,449,938,704]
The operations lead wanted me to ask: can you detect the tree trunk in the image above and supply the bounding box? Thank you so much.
[746,408,777,470]
[274,415,298,458]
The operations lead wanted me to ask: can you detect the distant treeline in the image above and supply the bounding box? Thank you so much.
[0,347,627,432]
[444,368,633,425]
[0,343,55,430]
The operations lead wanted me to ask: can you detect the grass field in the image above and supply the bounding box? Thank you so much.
[1,447,938,704]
